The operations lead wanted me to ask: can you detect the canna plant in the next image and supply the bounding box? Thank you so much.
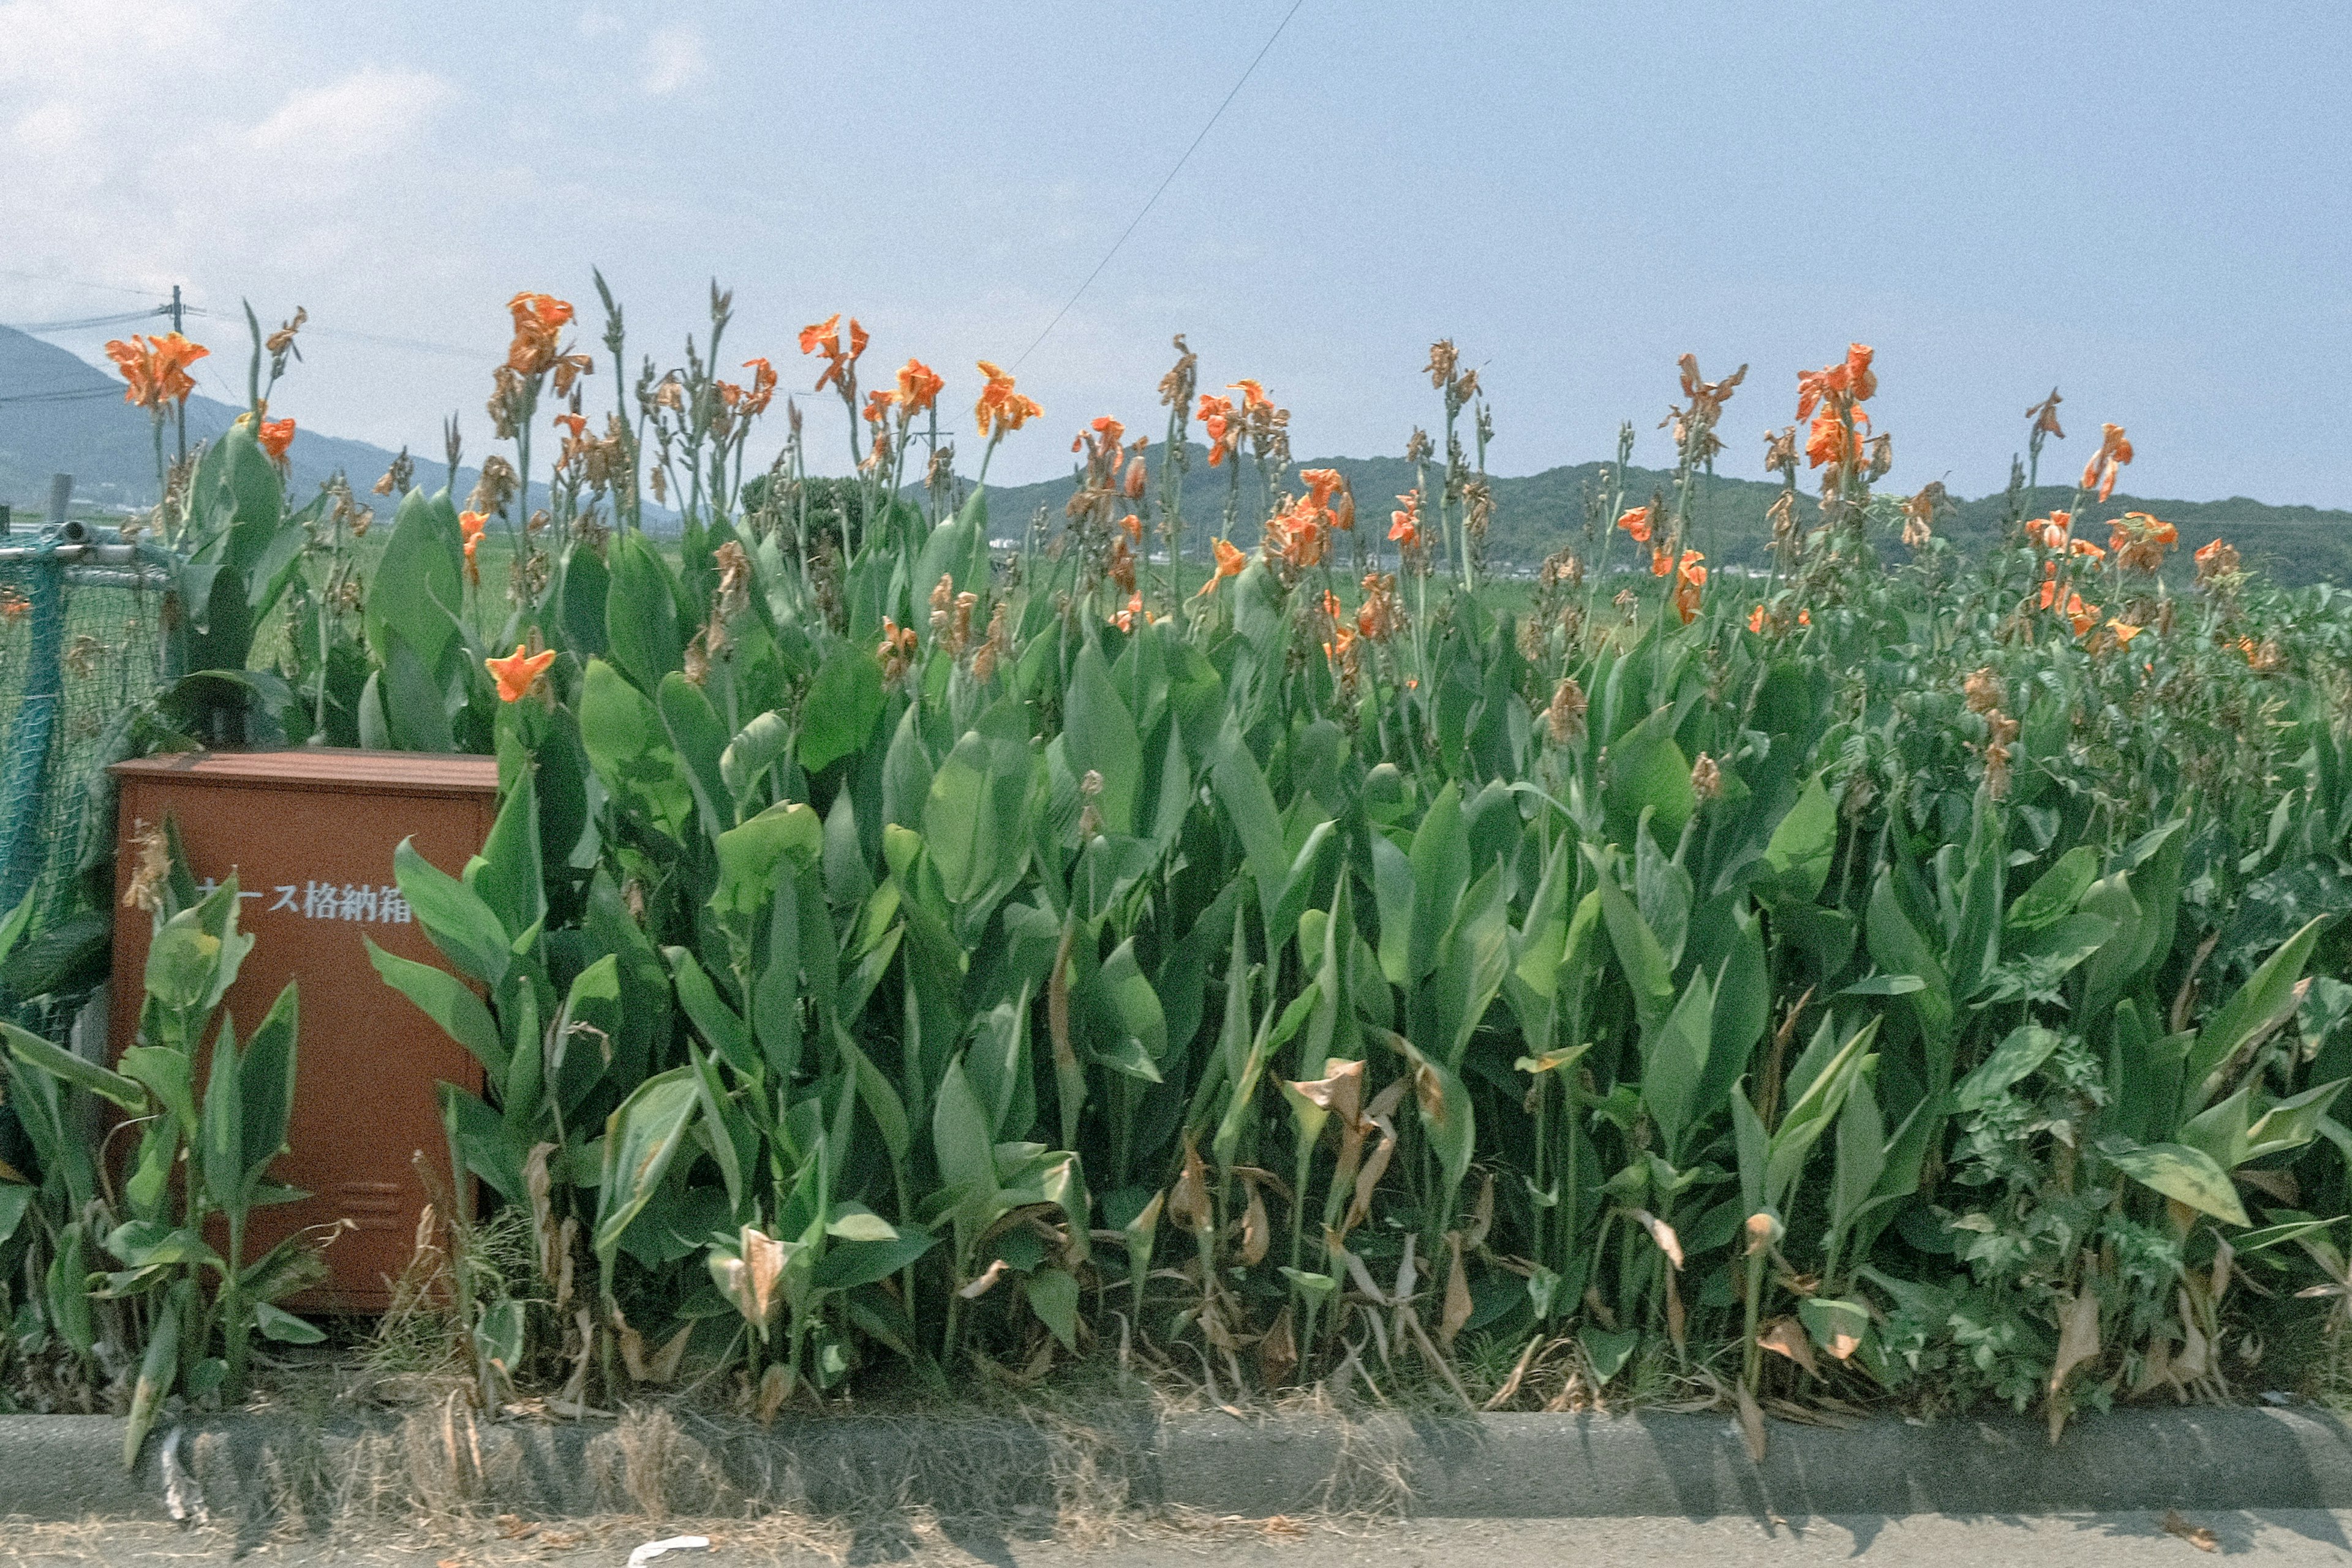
[24,271,2352,1435]
[4,834,323,1463]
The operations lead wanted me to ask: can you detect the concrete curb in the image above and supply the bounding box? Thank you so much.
[3,1405,2348,1525]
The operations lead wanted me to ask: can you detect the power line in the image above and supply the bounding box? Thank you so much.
[1012,0,1306,371]
[2,308,170,333]
[0,386,120,407]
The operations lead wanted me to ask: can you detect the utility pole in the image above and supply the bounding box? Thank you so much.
[168,284,188,469]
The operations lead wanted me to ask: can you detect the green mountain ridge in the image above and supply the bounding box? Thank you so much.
[962,446,2352,586]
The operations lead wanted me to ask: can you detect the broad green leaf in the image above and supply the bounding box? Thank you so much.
[2006,845,2100,932]
[579,658,695,840]
[1763,773,1836,902]
[605,529,685,692]
[594,1068,701,1259]
[2105,1139,2248,1226]
[800,643,887,775]
[2185,915,2329,1109]
[1954,1025,2062,1112]
[367,938,505,1078]
[2,1021,146,1112]
[1027,1265,1080,1351]
[1063,641,1140,835]
[393,839,511,987]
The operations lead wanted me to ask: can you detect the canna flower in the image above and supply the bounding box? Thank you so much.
[1672,550,1707,624]
[463,533,481,585]
[1114,591,1146,634]
[505,293,579,379]
[1118,512,1143,543]
[106,332,210,410]
[2195,537,2241,582]
[552,412,588,442]
[895,357,944,415]
[1616,505,1653,545]
[737,358,778,417]
[1196,537,1248,596]
[2105,618,2144,646]
[1123,454,1148,499]
[2026,511,2074,551]
[1651,545,1672,576]
[2065,590,2099,637]
[1749,605,1766,634]
[864,388,897,426]
[2081,421,2133,502]
[1230,378,1270,410]
[974,360,1041,437]
[256,417,295,462]
[1197,392,1238,466]
[2108,511,2177,572]
[459,510,488,545]
[1300,468,1346,510]
[800,314,868,393]
[1389,489,1423,554]
[1357,572,1398,641]
[486,643,556,702]
[2068,537,2106,562]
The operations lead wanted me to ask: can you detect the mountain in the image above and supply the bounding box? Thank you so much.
[961,447,2352,587]
[0,325,432,517]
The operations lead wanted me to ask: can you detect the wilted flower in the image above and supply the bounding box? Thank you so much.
[1690,752,1722,801]
[1963,666,2004,714]
[1544,676,1588,745]
[2108,511,2178,572]
[2081,421,2133,502]
[2195,537,2241,582]
[1672,549,1707,624]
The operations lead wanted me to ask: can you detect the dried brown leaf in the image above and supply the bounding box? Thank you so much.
[1735,1380,1768,1463]
[1758,1316,1819,1377]
[2160,1510,2219,1552]
[1440,1233,1472,1349]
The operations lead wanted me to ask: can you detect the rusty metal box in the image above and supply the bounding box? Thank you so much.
[108,750,499,1312]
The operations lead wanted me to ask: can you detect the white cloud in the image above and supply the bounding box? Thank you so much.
[641,23,707,96]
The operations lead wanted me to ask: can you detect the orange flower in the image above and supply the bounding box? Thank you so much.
[105,332,209,410]
[2068,537,2106,562]
[2081,421,2133,502]
[2105,618,2144,646]
[864,388,897,425]
[1108,536,1137,594]
[1119,513,1143,543]
[486,643,556,702]
[463,533,481,586]
[1389,489,1423,551]
[974,360,1041,437]
[737,358,777,417]
[799,314,842,356]
[1749,605,1766,633]
[801,314,867,393]
[1196,392,1238,466]
[1806,407,1861,470]
[1091,415,1126,452]
[1671,551,1707,625]
[2026,511,2074,551]
[1196,537,1247,596]
[256,417,295,462]
[1114,591,1145,634]
[1651,545,1672,576]
[1616,505,1653,544]
[460,510,488,545]
[552,412,588,442]
[895,358,944,415]
[1300,468,1346,510]
[2065,590,2099,636]
[1230,378,1270,410]
[505,293,576,378]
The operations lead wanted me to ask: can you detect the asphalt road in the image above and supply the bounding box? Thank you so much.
[4,1512,2350,1566]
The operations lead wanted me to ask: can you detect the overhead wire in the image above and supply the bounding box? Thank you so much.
[1011,0,1306,370]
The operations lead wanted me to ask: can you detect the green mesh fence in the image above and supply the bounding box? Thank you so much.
[0,521,173,1039]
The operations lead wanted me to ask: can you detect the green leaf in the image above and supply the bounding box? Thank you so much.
[812,1227,938,1290]
[367,938,505,1079]
[254,1301,325,1344]
[800,643,887,775]
[2105,1139,2249,1226]
[932,1058,1000,1222]
[657,673,733,837]
[1598,878,1675,1035]
[2,1020,146,1112]
[1763,773,1837,902]
[393,839,511,988]
[721,710,793,813]
[1954,1025,2062,1112]
[2006,845,2100,932]
[364,486,463,677]
[1027,1265,1080,1351]
[1063,640,1141,835]
[710,801,821,929]
[2185,915,2329,1109]
[469,769,546,943]
[579,658,695,841]
[605,529,685,692]
[594,1068,701,1261]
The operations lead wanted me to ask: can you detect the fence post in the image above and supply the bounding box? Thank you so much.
[0,475,75,918]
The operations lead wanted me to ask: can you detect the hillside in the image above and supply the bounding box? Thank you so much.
[964,447,2352,587]
[9,325,2346,584]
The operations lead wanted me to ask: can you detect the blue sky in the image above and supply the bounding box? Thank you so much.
[5,1,2347,503]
